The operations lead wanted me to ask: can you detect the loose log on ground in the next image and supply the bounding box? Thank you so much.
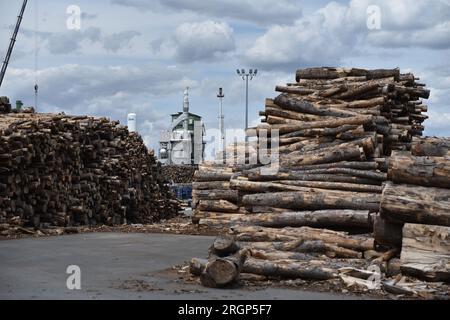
[242,257,337,280]
[199,249,249,288]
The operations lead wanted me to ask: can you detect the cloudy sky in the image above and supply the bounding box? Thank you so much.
[1,0,449,152]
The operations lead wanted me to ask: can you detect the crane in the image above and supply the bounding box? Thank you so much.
[0,0,28,89]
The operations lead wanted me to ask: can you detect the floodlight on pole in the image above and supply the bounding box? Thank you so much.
[236,68,258,142]
[217,87,225,162]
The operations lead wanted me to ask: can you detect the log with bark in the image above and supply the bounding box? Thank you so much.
[242,190,380,211]
[380,182,450,227]
[199,209,372,230]
[388,152,450,188]
[229,226,374,251]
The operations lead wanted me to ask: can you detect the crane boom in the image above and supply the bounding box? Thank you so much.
[0,0,28,88]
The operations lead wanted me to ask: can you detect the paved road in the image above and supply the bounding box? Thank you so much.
[0,233,353,300]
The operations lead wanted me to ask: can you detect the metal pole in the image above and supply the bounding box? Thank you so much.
[0,0,28,88]
[245,74,249,143]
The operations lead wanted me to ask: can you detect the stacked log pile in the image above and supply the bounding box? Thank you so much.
[379,136,450,282]
[0,96,12,113]
[0,113,179,231]
[189,68,450,293]
[160,165,197,184]
[193,67,429,229]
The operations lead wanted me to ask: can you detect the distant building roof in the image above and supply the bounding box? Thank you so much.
[171,111,202,119]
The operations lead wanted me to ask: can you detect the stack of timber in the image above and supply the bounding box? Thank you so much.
[0,113,179,231]
[193,67,431,231]
[189,68,450,292]
[378,136,450,283]
[0,96,12,114]
[161,165,197,184]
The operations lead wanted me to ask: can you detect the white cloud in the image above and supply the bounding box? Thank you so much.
[103,30,141,52]
[3,64,197,149]
[245,0,450,70]
[154,20,235,63]
[111,0,303,26]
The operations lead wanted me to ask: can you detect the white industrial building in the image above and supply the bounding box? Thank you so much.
[158,88,205,165]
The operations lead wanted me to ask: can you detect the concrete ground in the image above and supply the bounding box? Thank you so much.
[0,232,353,300]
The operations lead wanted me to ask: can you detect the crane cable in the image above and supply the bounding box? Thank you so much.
[34,0,38,111]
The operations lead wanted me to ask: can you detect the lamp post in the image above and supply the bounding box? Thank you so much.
[217,87,225,162]
[236,68,257,143]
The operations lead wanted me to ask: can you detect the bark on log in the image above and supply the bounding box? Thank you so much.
[200,210,372,229]
[242,190,380,211]
[243,257,337,280]
[281,145,365,167]
[242,239,362,259]
[192,181,230,190]
[388,152,450,188]
[230,226,374,251]
[295,67,399,82]
[198,200,239,213]
[274,94,357,118]
[192,189,238,203]
[255,115,373,135]
[200,249,249,287]
[194,170,234,182]
[373,213,403,248]
[209,235,240,257]
[380,182,450,227]
[411,137,450,156]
